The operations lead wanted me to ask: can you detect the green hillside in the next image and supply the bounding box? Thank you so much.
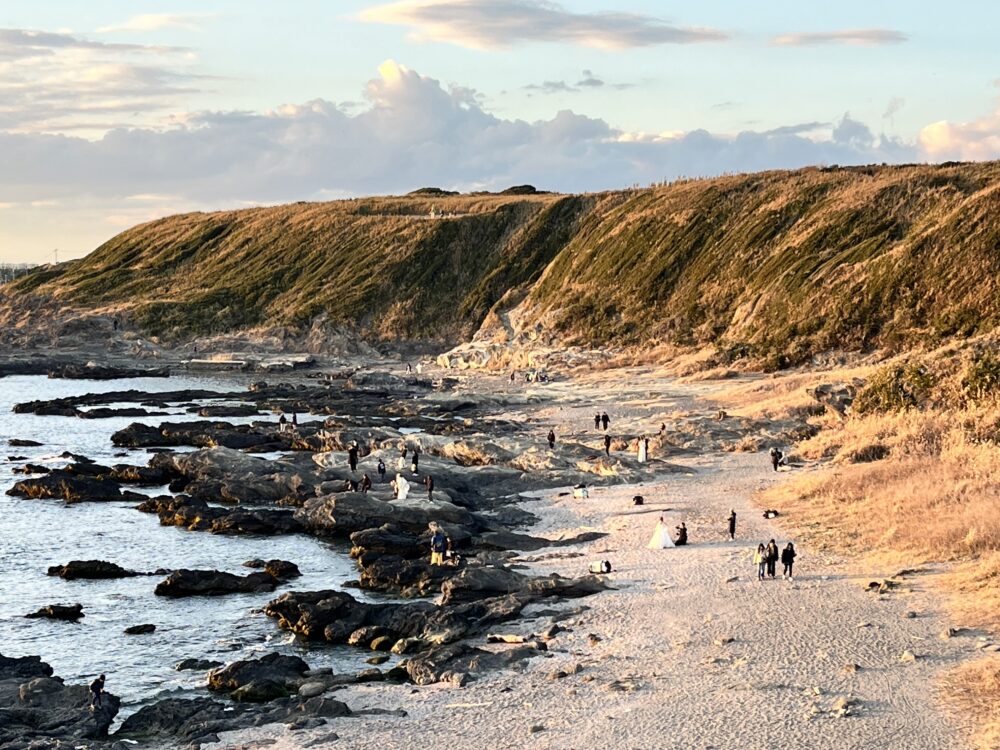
[8,161,1000,364]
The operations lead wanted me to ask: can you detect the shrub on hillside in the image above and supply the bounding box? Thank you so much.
[853,362,936,414]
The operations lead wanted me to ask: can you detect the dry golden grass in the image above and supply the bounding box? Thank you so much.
[711,366,874,421]
[942,656,1000,750]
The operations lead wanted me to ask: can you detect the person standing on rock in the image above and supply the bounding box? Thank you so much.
[728,510,737,541]
[360,473,372,494]
[430,524,447,565]
[754,544,766,581]
[377,458,386,482]
[547,429,556,449]
[278,414,288,433]
[781,542,797,580]
[637,435,648,463]
[424,474,434,501]
[604,433,612,456]
[411,447,420,474]
[347,441,359,473]
[291,413,298,430]
[398,446,407,472]
[766,539,779,579]
[601,412,610,431]
[90,674,105,710]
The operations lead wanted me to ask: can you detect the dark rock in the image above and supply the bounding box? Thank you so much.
[207,653,310,695]
[194,404,261,417]
[404,642,543,686]
[357,554,458,597]
[7,470,146,503]
[231,679,289,703]
[25,603,84,621]
[154,569,280,597]
[476,530,607,552]
[47,560,140,580]
[12,463,50,474]
[244,559,301,580]
[48,363,170,380]
[8,438,43,447]
[174,658,223,671]
[138,496,303,536]
[78,407,169,419]
[0,653,53,680]
[296,493,485,537]
[124,623,156,635]
[4,675,121,743]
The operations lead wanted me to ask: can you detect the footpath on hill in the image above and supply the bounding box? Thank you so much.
[209,370,976,750]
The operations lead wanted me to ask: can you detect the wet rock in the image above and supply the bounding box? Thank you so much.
[207,653,310,695]
[154,569,280,597]
[8,438,43,447]
[112,421,277,450]
[25,604,84,621]
[7,470,146,503]
[244,559,301,580]
[138,496,303,536]
[48,363,170,380]
[78,407,169,419]
[0,653,53,680]
[124,623,156,635]
[194,404,260,417]
[3,674,121,744]
[174,658,223,672]
[12,462,50,475]
[47,560,140,580]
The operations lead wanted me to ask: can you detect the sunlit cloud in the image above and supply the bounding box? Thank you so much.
[772,29,907,46]
[360,0,728,50]
[96,13,215,34]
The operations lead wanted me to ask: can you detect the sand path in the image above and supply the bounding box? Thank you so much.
[211,374,975,750]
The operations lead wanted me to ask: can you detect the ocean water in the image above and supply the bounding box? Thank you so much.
[0,374,372,715]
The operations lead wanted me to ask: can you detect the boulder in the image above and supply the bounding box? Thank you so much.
[154,569,280,597]
[174,658,223,672]
[7,471,146,503]
[243,558,301,580]
[207,652,310,694]
[296,493,485,537]
[25,603,84,621]
[47,560,140,580]
[0,652,53,680]
[124,623,156,635]
[8,438,43,447]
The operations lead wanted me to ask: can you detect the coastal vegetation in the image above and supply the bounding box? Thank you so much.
[7,160,1000,366]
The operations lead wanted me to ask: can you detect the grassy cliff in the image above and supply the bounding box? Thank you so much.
[8,161,1000,361]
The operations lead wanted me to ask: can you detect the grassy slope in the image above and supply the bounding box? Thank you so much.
[9,161,1000,356]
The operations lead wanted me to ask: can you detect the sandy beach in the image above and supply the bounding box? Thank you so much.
[198,373,977,750]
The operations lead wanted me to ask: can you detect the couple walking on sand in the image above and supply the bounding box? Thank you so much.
[754,539,797,580]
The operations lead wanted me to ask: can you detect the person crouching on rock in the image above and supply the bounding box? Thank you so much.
[90,674,105,710]
[547,429,556,449]
[360,473,372,494]
[674,522,688,546]
[430,524,448,566]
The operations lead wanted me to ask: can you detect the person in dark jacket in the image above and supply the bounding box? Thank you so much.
[430,525,448,565]
[727,510,737,541]
[769,447,784,472]
[377,459,386,482]
[547,429,556,449]
[90,675,105,709]
[765,539,779,578]
[360,473,372,494]
[347,442,359,472]
[411,448,420,474]
[601,412,610,430]
[603,434,612,456]
[424,474,434,501]
[781,542,797,580]
[674,522,688,546]
[594,412,601,429]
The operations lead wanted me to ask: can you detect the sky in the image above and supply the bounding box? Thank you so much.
[2,0,999,263]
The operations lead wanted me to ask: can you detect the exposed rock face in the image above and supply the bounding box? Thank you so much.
[808,381,861,418]
[25,604,84,621]
[0,653,120,747]
[243,558,302,579]
[112,421,278,450]
[7,471,146,503]
[296,493,486,537]
[174,658,223,672]
[207,652,310,694]
[48,363,170,380]
[154,569,280,597]
[137,495,303,535]
[47,560,140,580]
[404,641,545,686]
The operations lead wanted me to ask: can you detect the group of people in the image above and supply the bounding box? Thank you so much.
[341,440,435,502]
[647,516,688,548]
[428,522,459,566]
[277,413,298,434]
[754,539,797,581]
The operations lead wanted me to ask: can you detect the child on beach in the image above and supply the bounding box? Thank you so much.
[754,544,766,581]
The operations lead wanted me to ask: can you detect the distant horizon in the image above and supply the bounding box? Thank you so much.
[3,0,1000,263]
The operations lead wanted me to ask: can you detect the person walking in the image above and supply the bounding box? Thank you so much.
[510,372,516,384]
[424,474,434,501]
[411,447,420,474]
[601,411,610,431]
[547,429,556,449]
[594,412,601,430]
[347,442,359,473]
[377,458,386,482]
[429,524,447,565]
[603,433,612,456]
[781,542,797,580]
[90,674,106,710]
[727,510,737,541]
[769,447,784,472]
[754,544,766,581]
[766,539,779,579]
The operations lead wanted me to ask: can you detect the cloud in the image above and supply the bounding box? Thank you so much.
[772,29,907,47]
[0,28,206,133]
[524,69,632,95]
[0,60,921,214]
[96,13,215,34]
[360,0,727,50]
[919,110,1000,161]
